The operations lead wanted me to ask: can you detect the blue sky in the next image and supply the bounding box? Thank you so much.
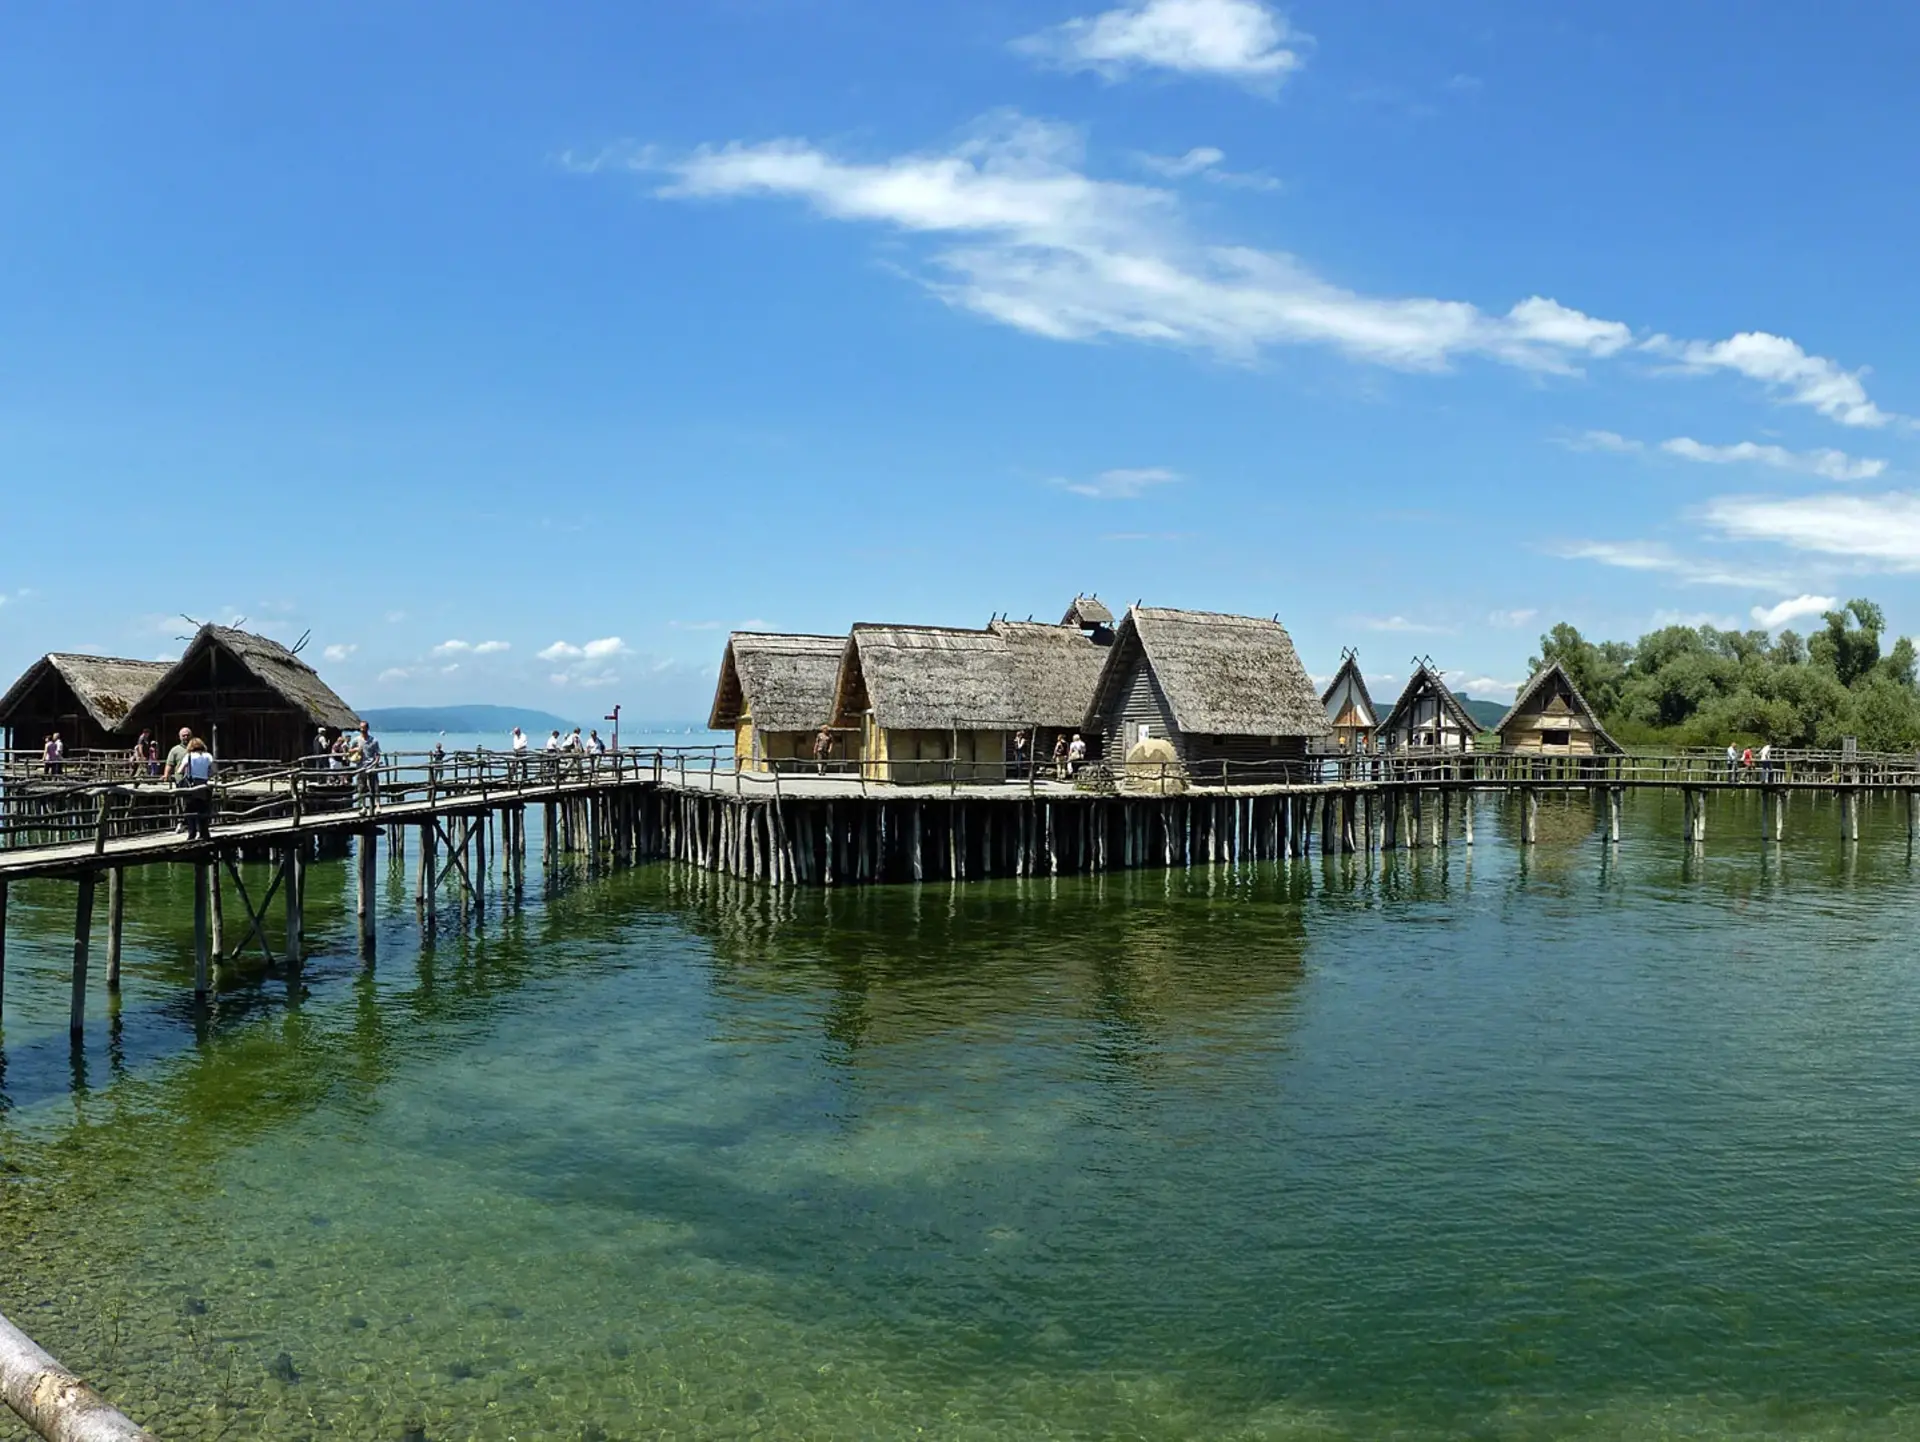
[5,0,1919,717]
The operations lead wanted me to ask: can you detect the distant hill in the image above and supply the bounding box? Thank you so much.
[1453,694,1509,729]
[360,704,577,736]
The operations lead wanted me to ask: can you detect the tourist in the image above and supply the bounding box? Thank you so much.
[1759,741,1773,783]
[356,720,383,808]
[586,728,606,755]
[144,734,161,777]
[130,729,153,776]
[312,727,332,775]
[430,739,446,780]
[510,725,529,781]
[177,737,215,840]
[1067,732,1086,778]
[1053,733,1069,780]
[545,728,562,781]
[1725,744,1738,780]
[330,730,350,770]
[41,732,62,776]
[1741,746,1755,780]
[813,727,833,774]
[163,726,192,781]
[1013,729,1030,779]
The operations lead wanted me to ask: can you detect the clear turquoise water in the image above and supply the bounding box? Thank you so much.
[4,788,1920,1439]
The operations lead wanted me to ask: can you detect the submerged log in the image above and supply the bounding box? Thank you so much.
[0,1306,155,1441]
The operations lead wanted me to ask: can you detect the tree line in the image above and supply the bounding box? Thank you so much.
[1533,599,1920,751]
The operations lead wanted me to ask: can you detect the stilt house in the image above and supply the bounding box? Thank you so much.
[707,632,849,771]
[830,625,1021,784]
[1377,661,1477,752]
[1082,606,1329,779]
[0,654,170,754]
[1320,650,1378,753]
[124,624,358,763]
[1060,595,1115,640]
[1493,661,1620,755]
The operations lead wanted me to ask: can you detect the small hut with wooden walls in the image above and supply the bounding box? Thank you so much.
[1493,661,1620,755]
[708,632,849,771]
[1083,606,1329,783]
[830,625,1022,785]
[125,624,358,763]
[1320,649,1378,753]
[1377,659,1477,752]
[0,654,170,755]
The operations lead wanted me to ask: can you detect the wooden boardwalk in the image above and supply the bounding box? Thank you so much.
[2,743,1918,1043]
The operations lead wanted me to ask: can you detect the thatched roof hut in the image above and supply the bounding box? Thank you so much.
[1320,651,1378,753]
[0,653,171,752]
[708,632,848,769]
[127,624,358,761]
[1084,606,1329,776]
[1493,661,1621,754]
[1377,662,1477,752]
[1061,595,1114,631]
[991,619,1109,734]
[830,624,1023,783]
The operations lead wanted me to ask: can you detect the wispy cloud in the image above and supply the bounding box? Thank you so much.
[1646,331,1895,429]
[385,610,407,624]
[1454,674,1522,700]
[1554,539,1790,590]
[1751,594,1836,629]
[1660,436,1886,482]
[1702,492,1920,569]
[1559,429,1644,454]
[377,667,410,683]
[1487,608,1537,628]
[632,113,1896,426]
[322,642,357,663]
[1014,0,1307,90]
[1651,608,1742,630]
[473,640,511,654]
[1135,146,1280,190]
[1358,614,1455,634]
[433,639,472,655]
[1052,466,1181,499]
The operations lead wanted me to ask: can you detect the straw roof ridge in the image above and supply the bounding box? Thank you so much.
[139,624,359,730]
[1061,594,1114,627]
[1320,652,1376,723]
[710,631,846,732]
[834,623,1024,730]
[1379,663,1477,736]
[0,653,172,732]
[1493,660,1621,751]
[1091,606,1330,738]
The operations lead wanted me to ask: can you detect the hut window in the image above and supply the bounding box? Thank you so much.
[1541,729,1569,747]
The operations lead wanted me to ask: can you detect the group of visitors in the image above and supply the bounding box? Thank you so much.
[1010,730,1087,780]
[1726,743,1775,782]
[39,732,63,775]
[505,724,608,778]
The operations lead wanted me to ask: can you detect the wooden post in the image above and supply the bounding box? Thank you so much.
[358,831,377,958]
[69,871,95,1037]
[209,855,225,961]
[192,861,210,998]
[106,867,125,990]
[286,845,304,962]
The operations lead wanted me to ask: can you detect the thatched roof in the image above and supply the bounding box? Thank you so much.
[1321,653,1376,727]
[831,625,1023,731]
[1378,663,1477,737]
[708,632,845,732]
[1493,661,1621,752]
[991,619,1107,729]
[1086,606,1330,739]
[1061,594,1114,628]
[137,624,359,729]
[0,653,170,733]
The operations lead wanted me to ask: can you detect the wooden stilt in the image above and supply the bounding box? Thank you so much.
[192,861,210,998]
[210,856,225,960]
[106,867,125,990]
[69,871,95,1037]
[358,831,378,958]
[0,878,8,1024]
[287,845,304,962]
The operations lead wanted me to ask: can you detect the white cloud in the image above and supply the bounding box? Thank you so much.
[1359,615,1454,634]
[1488,608,1537,628]
[1555,539,1790,590]
[433,639,472,655]
[538,640,584,662]
[648,114,1634,375]
[1560,429,1644,454]
[1015,0,1306,89]
[473,640,511,654]
[1702,492,1920,569]
[321,642,357,663]
[583,636,629,660]
[1751,594,1837,630]
[549,673,572,687]
[1659,436,1886,482]
[541,637,633,686]
[1453,675,1522,701]
[377,667,410,683]
[1052,465,1181,499]
[1651,609,1742,630]
[1135,146,1280,190]
[440,663,460,674]
[1646,331,1894,428]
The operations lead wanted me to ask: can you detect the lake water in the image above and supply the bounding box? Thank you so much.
[3,787,1920,1439]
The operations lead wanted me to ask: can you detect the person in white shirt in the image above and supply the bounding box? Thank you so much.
[586,729,606,755]
[1067,733,1086,776]
[510,726,529,780]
